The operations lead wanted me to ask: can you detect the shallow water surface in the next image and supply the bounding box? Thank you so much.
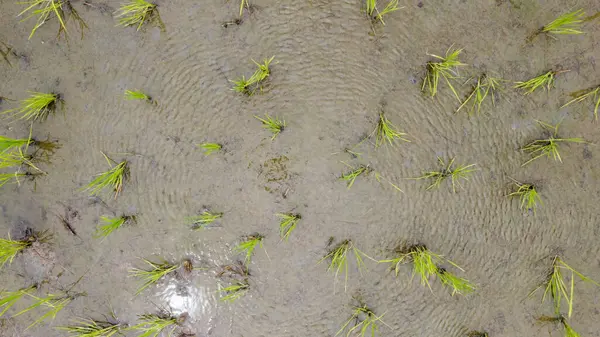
[1,0,600,336]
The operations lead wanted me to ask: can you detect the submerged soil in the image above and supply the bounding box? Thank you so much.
[1,0,600,336]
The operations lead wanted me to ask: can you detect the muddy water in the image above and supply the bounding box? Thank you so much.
[1,0,600,336]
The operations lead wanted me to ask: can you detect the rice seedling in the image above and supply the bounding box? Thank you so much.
[508,180,542,213]
[255,114,285,140]
[14,293,72,330]
[365,0,401,24]
[0,149,40,173]
[57,1,88,39]
[185,211,223,230]
[127,313,177,337]
[340,163,370,189]
[231,76,252,95]
[532,9,586,40]
[0,172,39,188]
[422,47,466,100]
[115,0,165,32]
[234,234,265,265]
[0,234,36,269]
[216,261,249,278]
[379,244,474,295]
[197,143,222,155]
[129,259,178,295]
[456,74,504,115]
[521,121,585,166]
[467,331,489,337]
[18,0,66,39]
[319,239,373,292]
[0,136,32,153]
[94,215,136,239]
[374,113,409,147]
[530,256,600,318]
[538,316,580,337]
[277,213,301,241]
[57,318,124,337]
[238,0,249,17]
[3,92,63,122]
[124,89,156,105]
[562,85,600,120]
[0,286,35,317]
[414,157,476,192]
[231,56,276,95]
[83,152,129,199]
[514,70,568,95]
[336,302,389,337]
[249,56,275,84]
[218,280,249,302]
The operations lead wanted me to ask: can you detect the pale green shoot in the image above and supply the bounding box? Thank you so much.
[129,259,178,295]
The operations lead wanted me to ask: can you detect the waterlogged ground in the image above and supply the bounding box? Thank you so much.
[1,0,600,336]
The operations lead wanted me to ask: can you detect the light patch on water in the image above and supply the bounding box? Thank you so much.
[157,277,211,321]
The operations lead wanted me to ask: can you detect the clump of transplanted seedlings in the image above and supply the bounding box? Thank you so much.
[562,85,600,120]
[508,180,542,213]
[374,113,409,147]
[514,70,569,95]
[528,9,585,42]
[0,172,40,188]
[218,279,250,302]
[13,291,77,330]
[0,230,50,269]
[0,286,35,318]
[57,318,125,337]
[529,256,599,318]
[537,316,580,337]
[319,239,373,292]
[217,261,250,302]
[379,244,475,295]
[456,74,504,115]
[18,0,87,39]
[422,47,466,100]
[127,313,177,337]
[186,210,223,230]
[255,114,285,140]
[94,214,136,239]
[414,157,476,192]
[3,92,64,122]
[365,0,402,24]
[521,120,585,166]
[83,152,129,199]
[277,213,301,241]
[336,299,390,337]
[124,89,156,105]
[129,258,179,295]
[197,142,222,155]
[340,163,371,189]
[231,56,275,95]
[0,135,59,154]
[115,0,165,32]
[234,234,266,265]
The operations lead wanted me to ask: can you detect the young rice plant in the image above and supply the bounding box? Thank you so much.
[374,113,409,147]
[186,211,223,230]
[255,114,285,140]
[514,70,568,95]
[57,318,124,337]
[197,143,222,155]
[124,89,156,104]
[127,314,177,337]
[0,286,35,318]
[414,157,476,192]
[115,0,165,32]
[336,302,389,337]
[340,163,370,189]
[365,0,402,25]
[83,152,129,199]
[3,92,63,122]
[277,213,301,241]
[456,74,503,115]
[94,215,136,239]
[537,316,581,337]
[562,85,600,120]
[521,121,585,166]
[319,239,373,292]
[234,234,266,265]
[422,47,466,100]
[129,259,178,295]
[218,280,249,302]
[508,180,542,213]
[13,292,73,330]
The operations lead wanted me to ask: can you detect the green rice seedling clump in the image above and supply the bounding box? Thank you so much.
[336,302,389,337]
[197,143,222,155]
[57,318,124,337]
[115,0,165,32]
[3,92,63,122]
[127,313,177,337]
[0,136,32,153]
[534,9,585,38]
[414,157,476,192]
[365,0,402,24]
[231,56,275,95]
[374,113,409,147]
[422,47,466,100]
[129,259,178,295]
[94,215,136,239]
[379,244,475,295]
[319,239,373,292]
[530,256,600,318]
[186,211,223,230]
[255,114,285,140]
[0,235,31,269]
[18,0,87,39]
[0,172,39,188]
[83,152,129,199]
[514,70,568,95]
[340,163,371,189]
[521,121,585,166]
[218,280,249,302]
[562,85,600,120]
[537,316,581,337]
[277,213,301,241]
[508,181,542,213]
[13,292,73,330]
[457,74,503,115]
[124,89,156,105]
[234,234,265,265]
[0,286,35,318]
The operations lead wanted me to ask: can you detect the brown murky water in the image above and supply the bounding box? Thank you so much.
[1,0,600,336]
